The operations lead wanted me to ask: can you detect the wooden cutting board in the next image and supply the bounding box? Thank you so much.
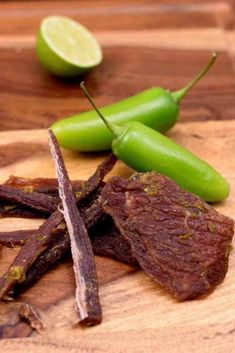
[0,120,234,353]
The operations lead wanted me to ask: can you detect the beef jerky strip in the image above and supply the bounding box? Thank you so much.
[0,202,48,219]
[0,228,66,248]
[0,210,63,299]
[0,186,105,248]
[0,185,59,214]
[0,154,116,300]
[6,191,105,294]
[76,154,117,201]
[0,150,115,219]
[5,151,116,200]
[0,182,105,220]
[0,229,64,248]
[14,205,137,297]
[0,229,34,247]
[6,176,84,196]
[2,219,137,296]
[0,177,84,219]
[101,173,234,301]
[13,230,69,296]
[12,199,134,295]
[49,129,102,326]
[19,302,45,334]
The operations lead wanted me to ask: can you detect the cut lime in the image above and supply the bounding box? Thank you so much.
[36,16,103,77]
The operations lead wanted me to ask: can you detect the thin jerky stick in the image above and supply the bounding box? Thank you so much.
[0,211,63,299]
[0,228,66,248]
[0,189,104,248]
[0,203,48,219]
[0,230,33,247]
[13,231,69,295]
[19,303,45,334]
[0,177,84,219]
[1,187,135,297]
[6,152,116,200]
[0,185,59,214]
[7,203,137,297]
[0,185,104,248]
[0,155,116,299]
[13,224,137,297]
[49,129,102,326]
[0,218,137,266]
[0,153,115,219]
[6,176,84,195]
[76,153,117,201]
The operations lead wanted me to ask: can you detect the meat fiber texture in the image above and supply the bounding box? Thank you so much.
[101,172,234,301]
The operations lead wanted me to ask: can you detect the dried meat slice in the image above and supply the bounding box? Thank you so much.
[0,202,48,219]
[13,189,105,296]
[12,218,137,297]
[0,229,35,247]
[0,211,63,299]
[0,154,116,300]
[5,176,84,196]
[101,173,234,300]
[49,129,102,325]
[0,185,59,214]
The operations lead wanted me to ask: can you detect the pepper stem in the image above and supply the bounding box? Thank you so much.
[80,82,120,137]
[172,52,217,103]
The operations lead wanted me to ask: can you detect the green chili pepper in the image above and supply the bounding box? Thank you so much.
[80,82,229,202]
[51,53,217,152]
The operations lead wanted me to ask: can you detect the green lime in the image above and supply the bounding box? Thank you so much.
[36,16,103,77]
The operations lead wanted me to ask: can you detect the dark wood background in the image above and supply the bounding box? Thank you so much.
[0,0,235,131]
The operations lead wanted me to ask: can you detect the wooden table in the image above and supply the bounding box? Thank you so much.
[0,1,235,352]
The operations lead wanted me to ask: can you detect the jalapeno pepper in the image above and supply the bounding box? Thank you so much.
[51,53,217,152]
[80,82,229,202]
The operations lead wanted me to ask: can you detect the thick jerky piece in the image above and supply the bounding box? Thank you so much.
[101,173,234,301]
[0,185,59,214]
[19,303,45,334]
[49,129,102,326]
[0,154,116,299]
[6,176,84,196]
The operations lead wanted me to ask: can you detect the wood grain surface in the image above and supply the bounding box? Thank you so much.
[0,120,234,352]
[1,0,235,351]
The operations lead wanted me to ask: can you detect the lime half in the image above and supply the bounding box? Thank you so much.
[36,16,103,77]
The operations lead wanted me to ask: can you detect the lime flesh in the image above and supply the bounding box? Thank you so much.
[36,16,103,77]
